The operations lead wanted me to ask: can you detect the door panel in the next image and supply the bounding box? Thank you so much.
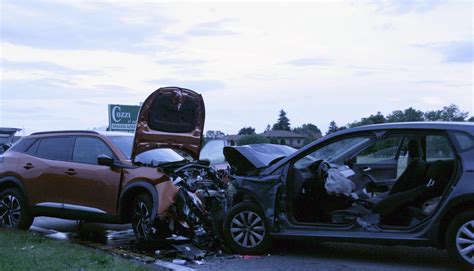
[58,161,121,214]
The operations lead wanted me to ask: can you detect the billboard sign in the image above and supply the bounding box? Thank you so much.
[108,104,140,132]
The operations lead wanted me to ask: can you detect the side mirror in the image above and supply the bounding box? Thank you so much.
[97,154,115,167]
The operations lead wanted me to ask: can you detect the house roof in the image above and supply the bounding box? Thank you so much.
[261,130,306,138]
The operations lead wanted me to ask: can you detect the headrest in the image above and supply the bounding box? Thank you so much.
[408,140,421,158]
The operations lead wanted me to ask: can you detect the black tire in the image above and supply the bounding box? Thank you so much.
[0,188,33,230]
[446,210,474,269]
[131,193,156,242]
[223,201,271,255]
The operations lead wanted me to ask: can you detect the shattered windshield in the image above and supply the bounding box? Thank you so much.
[107,135,185,165]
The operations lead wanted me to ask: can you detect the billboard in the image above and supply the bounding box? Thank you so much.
[108,104,140,132]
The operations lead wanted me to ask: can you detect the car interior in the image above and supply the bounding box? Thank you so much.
[289,133,457,228]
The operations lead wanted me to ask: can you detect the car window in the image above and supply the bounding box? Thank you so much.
[294,136,370,168]
[426,135,455,161]
[356,136,404,163]
[73,137,114,165]
[37,137,75,161]
[453,132,474,151]
[9,138,37,153]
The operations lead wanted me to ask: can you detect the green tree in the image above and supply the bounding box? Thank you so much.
[293,123,322,145]
[272,109,291,131]
[350,112,386,127]
[424,104,469,121]
[237,134,270,146]
[468,116,474,122]
[386,107,424,122]
[326,120,345,135]
[238,127,256,135]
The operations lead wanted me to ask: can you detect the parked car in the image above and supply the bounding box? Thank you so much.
[222,122,474,268]
[0,128,21,155]
[0,87,226,247]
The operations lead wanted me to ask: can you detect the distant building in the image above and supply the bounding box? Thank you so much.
[261,130,306,148]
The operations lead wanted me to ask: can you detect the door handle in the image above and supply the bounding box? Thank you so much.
[64,169,77,175]
[23,163,34,170]
[362,167,372,172]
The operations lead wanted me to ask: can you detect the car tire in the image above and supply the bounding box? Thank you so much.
[223,201,271,255]
[131,193,156,242]
[0,188,33,230]
[446,210,474,269]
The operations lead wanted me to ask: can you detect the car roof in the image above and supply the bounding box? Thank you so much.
[331,121,474,136]
[262,121,474,175]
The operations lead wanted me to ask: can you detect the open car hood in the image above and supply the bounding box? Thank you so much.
[131,87,205,161]
[223,144,297,175]
[0,128,21,144]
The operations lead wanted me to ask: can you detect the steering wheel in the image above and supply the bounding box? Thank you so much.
[309,160,330,181]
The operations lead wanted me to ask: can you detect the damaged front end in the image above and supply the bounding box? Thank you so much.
[142,161,229,250]
[163,162,228,249]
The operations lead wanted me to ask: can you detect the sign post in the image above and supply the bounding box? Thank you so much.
[108,104,140,132]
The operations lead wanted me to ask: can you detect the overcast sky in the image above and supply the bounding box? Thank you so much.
[0,0,472,135]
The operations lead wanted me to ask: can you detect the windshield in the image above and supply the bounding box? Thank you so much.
[294,136,371,169]
[107,135,185,165]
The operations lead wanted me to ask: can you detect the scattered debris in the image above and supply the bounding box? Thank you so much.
[172,259,187,265]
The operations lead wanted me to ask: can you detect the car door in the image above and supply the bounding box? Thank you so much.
[21,136,76,207]
[60,136,122,215]
[352,135,408,182]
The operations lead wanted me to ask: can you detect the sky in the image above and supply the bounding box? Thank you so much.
[0,0,473,135]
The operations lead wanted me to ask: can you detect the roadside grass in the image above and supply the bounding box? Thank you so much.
[0,229,149,271]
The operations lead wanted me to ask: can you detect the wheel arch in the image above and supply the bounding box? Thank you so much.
[118,181,159,223]
[436,194,474,248]
[0,176,27,201]
[232,188,274,227]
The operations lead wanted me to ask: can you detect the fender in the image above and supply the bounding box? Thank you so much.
[234,186,276,227]
[118,181,160,222]
[432,193,474,247]
[0,176,28,200]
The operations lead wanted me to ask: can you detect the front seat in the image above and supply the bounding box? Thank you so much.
[331,140,427,221]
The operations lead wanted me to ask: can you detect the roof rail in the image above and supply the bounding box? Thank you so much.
[30,130,100,136]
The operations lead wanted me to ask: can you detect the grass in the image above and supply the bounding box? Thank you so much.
[0,229,149,271]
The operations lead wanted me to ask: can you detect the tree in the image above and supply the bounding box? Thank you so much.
[424,104,469,121]
[272,109,291,131]
[386,107,424,122]
[326,120,345,135]
[293,123,322,145]
[264,124,271,133]
[237,134,270,146]
[350,112,386,127]
[468,116,474,122]
[205,130,225,139]
[238,127,256,135]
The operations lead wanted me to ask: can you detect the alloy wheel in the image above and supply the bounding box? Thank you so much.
[455,220,474,264]
[0,195,21,227]
[133,201,152,240]
[230,211,266,248]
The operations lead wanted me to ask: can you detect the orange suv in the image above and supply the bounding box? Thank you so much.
[0,87,223,244]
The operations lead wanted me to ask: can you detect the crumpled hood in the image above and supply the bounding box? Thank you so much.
[223,144,296,175]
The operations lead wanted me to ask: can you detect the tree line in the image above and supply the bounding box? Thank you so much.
[205,104,473,145]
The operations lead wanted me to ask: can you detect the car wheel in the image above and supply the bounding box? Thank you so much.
[446,210,474,269]
[0,188,33,230]
[223,201,271,255]
[131,193,156,241]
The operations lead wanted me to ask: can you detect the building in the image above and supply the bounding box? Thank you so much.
[261,130,307,148]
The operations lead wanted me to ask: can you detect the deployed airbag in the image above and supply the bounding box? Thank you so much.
[324,168,355,196]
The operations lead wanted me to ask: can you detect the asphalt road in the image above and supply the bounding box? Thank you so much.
[30,217,457,271]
